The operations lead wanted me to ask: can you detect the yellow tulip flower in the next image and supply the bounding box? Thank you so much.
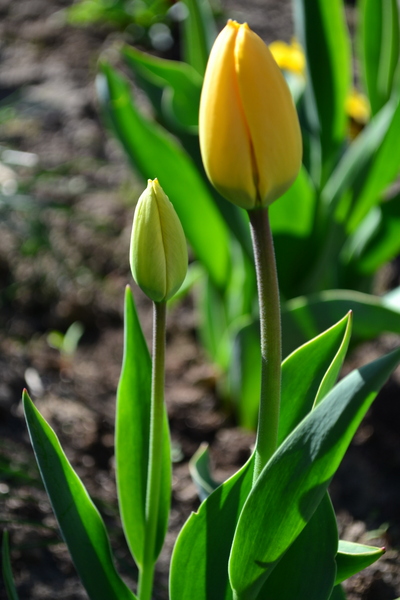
[199,20,302,210]
[130,179,188,303]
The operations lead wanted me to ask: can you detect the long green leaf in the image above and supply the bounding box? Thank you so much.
[181,0,216,75]
[2,531,19,600]
[357,0,400,115]
[279,312,351,444]
[97,63,231,289]
[335,540,385,584]
[348,96,400,230]
[257,495,337,600]
[122,45,202,130]
[294,0,350,167]
[116,286,171,567]
[170,456,254,600]
[189,443,220,501]
[329,585,347,600]
[282,289,400,357]
[228,347,400,597]
[321,98,397,213]
[352,194,400,275]
[23,391,137,600]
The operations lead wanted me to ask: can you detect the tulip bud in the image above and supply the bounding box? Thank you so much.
[199,20,302,210]
[130,179,188,303]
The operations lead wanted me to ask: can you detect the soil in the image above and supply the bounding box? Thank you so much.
[0,1,400,599]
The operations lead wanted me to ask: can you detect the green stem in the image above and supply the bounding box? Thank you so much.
[138,301,167,600]
[248,208,281,483]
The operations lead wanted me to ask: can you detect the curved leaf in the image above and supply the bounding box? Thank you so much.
[279,312,352,444]
[23,391,137,600]
[2,531,19,600]
[189,443,220,501]
[181,0,217,76]
[116,286,171,567]
[170,455,254,600]
[294,0,350,166]
[335,540,385,584]
[229,347,400,597]
[357,0,399,115]
[257,495,337,600]
[282,289,400,357]
[97,63,231,289]
[122,45,202,131]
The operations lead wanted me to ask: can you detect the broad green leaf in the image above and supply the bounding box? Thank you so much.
[2,531,19,600]
[321,98,397,212]
[23,391,137,600]
[122,45,202,131]
[189,443,220,501]
[270,167,315,237]
[335,540,385,584]
[348,97,400,230]
[383,285,400,310]
[278,312,352,444]
[116,286,171,567]
[170,455,254,600]
[352,194,400,275]
[228,347,400,597]
[294,0,351,167]
[97,63,231,289]
[357,0,400,115]
[282,289,400,357]
[181,0,217,75]
[329,585,347,600]
[257,495,337,600]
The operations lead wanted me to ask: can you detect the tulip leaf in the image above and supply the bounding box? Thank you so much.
[329,585,347,600]
[228,347,400,597]
[2,531,19,600]
[321,95,397,213]
[256,494,337,600]
[294,0,351,167]
[181,0,217,76]
[347,96,400,231]
[116,286,171,567]
[23,391,137,600]
[350,194,400,275]
[189,443,220,501]
[279,312,352,444]
[170,455,254,600]
[122,45,202,131]
[282,289,400,357]
[357,0,400,115]
[97,62,231,290]
[335,540,385,584]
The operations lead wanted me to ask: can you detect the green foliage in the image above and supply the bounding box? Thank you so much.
[1,531,19,600]
[96,0,400,430]
[22,391,137,600]
[116,286,171,566]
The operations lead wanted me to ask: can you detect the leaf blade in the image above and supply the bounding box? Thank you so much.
[23,391,137,600]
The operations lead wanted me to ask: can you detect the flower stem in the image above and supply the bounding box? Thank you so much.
[138,300,167,600]
[248,208,281,483]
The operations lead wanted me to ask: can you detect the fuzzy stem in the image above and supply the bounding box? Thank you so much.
[248,208,281,483]
[138,301,167,600]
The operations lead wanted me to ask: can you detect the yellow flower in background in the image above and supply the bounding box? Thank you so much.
[199,20,302,211]
[346,89,370,123]
[130,179,188,303]
[269,38,306,77]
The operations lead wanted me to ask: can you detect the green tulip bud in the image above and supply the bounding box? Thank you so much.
[130,179,188,303]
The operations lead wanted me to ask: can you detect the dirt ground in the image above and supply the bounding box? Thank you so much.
[1,1,400,599]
